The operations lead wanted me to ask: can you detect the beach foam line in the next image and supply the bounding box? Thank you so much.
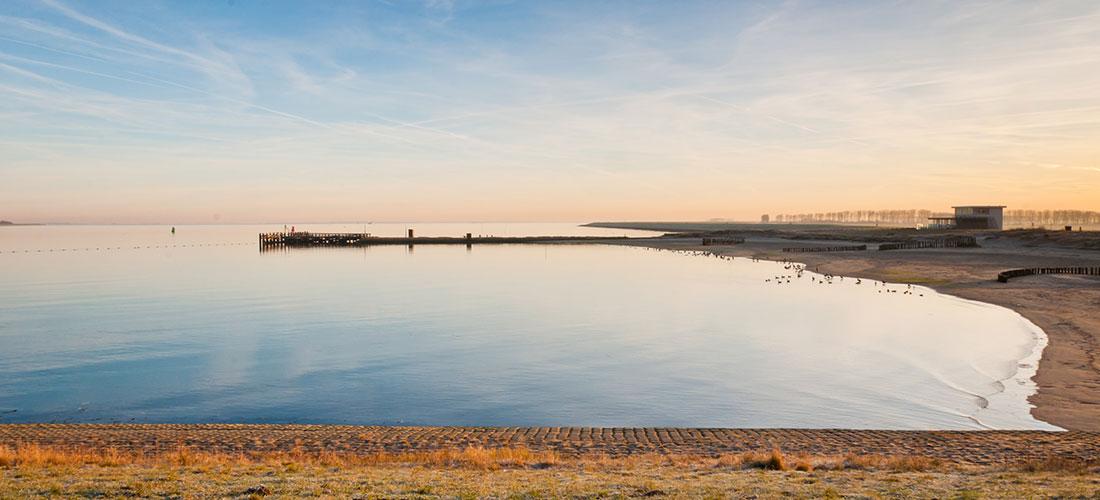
[669,249,1062,431]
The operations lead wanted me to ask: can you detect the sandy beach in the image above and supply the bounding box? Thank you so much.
[592,224,1100,431]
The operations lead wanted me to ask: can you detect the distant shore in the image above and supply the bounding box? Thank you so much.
[592,222,1100,431]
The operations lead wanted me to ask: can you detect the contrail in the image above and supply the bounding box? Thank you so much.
[0,35,110,63]
[129,70,418,144]
[0,51,174,90]
[0,50,417,145]
[697,94,872,147]
[37,0,218,70]
[359,110,472,141]
[0,59,68,86]
[405,94,639,127]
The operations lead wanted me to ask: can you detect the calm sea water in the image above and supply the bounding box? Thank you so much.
[0,224,1057,429]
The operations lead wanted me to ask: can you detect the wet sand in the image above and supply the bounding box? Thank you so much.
[602,230,1100,431]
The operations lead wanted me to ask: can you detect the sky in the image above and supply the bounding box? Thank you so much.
[1,0,1098,224]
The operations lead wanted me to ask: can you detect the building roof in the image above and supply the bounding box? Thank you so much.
[952,205,1006,209]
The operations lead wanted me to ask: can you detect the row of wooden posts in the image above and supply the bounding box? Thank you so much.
[997,266,1100,283]
[782,244,867,253]
[780,236,976,253]
[878,236,978,251]
[701,237,745,246]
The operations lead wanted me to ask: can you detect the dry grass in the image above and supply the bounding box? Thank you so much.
[2,443,1092,474]
[1015,456,1095,474]
[3,445,1099,498]
[708,449,947,473]
[0,443,561,470]
[1001,228,1100,250]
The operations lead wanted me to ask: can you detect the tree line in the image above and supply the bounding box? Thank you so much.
[769,209,1100,226]
[1003,210,1100,227]
[772,210,940,225]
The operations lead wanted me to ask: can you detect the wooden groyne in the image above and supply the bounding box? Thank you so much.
[997,266,1100,283]
[878,236,978,251]
[701,237,745,246]
[259,232,629,249]
[782,244,867,253]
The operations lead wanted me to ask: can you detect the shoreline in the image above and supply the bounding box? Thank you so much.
[985,307,1052,428]
[762,257,1055,431]
[987,306,1053,429]
[646,249,1057,431]
[602,232,1100,431]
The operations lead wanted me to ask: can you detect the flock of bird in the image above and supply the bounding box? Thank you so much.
[764,270,924,296]
[648,247,925,297]
[767,263,923,295]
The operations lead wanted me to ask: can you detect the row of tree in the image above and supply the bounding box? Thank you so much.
[771,210,943,225]
[1004,210,1100,226]
[768,209,1100,226]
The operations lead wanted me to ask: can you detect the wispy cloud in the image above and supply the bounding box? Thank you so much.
[37,0,254,96]
[1,0,1098,223]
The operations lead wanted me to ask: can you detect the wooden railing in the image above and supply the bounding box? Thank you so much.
[997,266,1100,283]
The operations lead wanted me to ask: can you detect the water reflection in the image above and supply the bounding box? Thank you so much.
[0,225,1056,429]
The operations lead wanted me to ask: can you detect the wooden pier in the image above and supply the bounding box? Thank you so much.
[259,232,629,249]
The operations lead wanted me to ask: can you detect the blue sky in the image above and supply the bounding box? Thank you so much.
[1,0,1099,223]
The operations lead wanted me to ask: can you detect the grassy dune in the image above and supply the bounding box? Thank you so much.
[2,445,1098,498]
